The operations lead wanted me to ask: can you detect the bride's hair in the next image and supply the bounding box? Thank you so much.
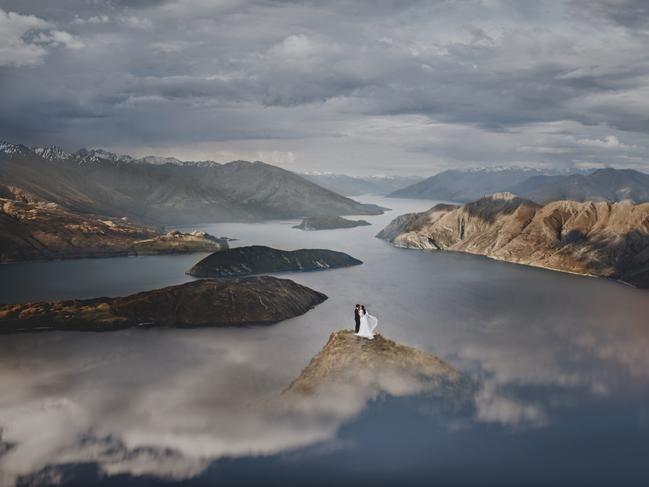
[361,305,366,313]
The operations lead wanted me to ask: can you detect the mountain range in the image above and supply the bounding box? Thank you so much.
[506,168,649,204]
[388,167,649,204]
[387,167,545,201]
[0,142,384,225]
[302,173,423,196]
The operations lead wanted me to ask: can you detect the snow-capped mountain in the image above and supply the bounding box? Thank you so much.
[0,141,32,157]
[138,155,220,167]
[3,141,221,168]
[73,148,135,165]
[33,145,72,161]
[139,155,184,165]
[450,165,590,175]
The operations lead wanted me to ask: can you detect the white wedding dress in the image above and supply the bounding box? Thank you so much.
[356,310,378,339]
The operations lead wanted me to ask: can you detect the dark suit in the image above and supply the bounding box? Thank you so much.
[354,308,360,333]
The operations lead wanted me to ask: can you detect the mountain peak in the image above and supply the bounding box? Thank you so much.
[33,145,71,161]
[139,155,183,165]
[73,148,134,165]
[0,141,32,157]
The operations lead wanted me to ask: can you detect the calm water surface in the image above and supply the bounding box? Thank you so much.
[1,196,649,486]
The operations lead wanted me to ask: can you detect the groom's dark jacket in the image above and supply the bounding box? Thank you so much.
[354,308,360,333]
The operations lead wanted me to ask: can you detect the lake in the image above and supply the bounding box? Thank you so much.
[1,195,649,486]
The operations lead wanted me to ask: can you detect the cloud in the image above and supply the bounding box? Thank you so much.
[33,30,84,49]
[0,8,83,66]
[1,1,649,174]
[0,9,51,66]
[71,15,111,25]
[119,15,153,30]
[474,385,547,427]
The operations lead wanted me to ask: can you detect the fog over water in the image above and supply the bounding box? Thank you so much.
[1,196,649,486]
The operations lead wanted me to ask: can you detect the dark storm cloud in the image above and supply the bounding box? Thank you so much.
[1,0,649,173]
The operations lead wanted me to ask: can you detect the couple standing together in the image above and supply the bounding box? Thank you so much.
[354,304,378,339]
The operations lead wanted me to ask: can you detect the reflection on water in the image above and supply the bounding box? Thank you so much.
[1,196,649,486]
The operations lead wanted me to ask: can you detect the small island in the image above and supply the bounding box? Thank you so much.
[0,276,327,333]
[293,216,371,231]
[188,245,362,277]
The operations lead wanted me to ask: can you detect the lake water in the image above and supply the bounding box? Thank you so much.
[1,196,649,486]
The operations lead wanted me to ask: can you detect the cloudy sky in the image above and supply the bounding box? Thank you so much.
[1,0,649,175]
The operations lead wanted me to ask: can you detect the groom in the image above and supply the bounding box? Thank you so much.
[354,304,361,333]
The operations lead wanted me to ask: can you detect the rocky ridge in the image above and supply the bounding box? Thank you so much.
[377,193,649,287]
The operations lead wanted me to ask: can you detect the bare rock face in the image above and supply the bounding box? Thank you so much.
[0,187,227,262]
[188,245,362,277]
[292,216,371,230]
[0,276,327,333]
[285,330,461,397]
[377,193,649,288]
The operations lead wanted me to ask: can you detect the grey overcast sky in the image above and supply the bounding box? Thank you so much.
[1,0,649,175]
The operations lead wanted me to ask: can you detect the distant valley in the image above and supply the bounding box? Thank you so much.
[303,173,423,196]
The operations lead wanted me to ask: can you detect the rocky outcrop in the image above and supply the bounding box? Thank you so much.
[285,330,461,396]
[377,193,649,288]
[0,276,327,333]
[292,216,371,230]
[188,245,362,277]
[0,188,227,262]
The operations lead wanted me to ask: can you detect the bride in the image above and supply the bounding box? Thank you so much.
[356,305,378,339]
